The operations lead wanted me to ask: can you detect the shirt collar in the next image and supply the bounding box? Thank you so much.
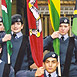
[59,33,69,41]
[0,60,2,63]
[45,70,57,77]
[11,31,23,38]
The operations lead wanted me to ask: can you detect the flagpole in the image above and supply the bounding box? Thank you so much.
[8,53,10,64]
[58,56,61,77]
[7,41,12,64]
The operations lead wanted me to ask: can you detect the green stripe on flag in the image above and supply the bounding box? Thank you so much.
[53,38,60,56]
[1,0,12,56]
[72,0,77,36]
[2,10,12,56]
[72,18,77,35]
[48,0,60,56]
[50,0,60,31]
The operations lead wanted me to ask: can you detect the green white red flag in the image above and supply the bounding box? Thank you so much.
[1,0,12,56]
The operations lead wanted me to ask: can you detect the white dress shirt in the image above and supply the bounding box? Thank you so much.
[0,59,2,63]
[45,70,57,77]
[11,31,23,39]
[59,33,69,41]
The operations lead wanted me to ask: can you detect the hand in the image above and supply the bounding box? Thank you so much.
[51,31,59,39]
[0,47,2,53]
[30,63,38,69]
[35,67,44,77]
[2,34,11,42]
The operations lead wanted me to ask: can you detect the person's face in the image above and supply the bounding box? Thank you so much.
[59,24,70,35]
[0,22,4,31]
[11,22,23,33]
[44,57,58,74]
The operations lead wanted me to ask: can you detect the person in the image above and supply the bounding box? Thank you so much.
[0,16,11,62]
[0,59,15,77]
[43,17,77,77]
[0,16,15,77]
[10,14,33,73]
[35,52,59,77]
[16,52,59,77]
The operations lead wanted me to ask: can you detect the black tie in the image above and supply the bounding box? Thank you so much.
[13,34,16,38]
[61,36,64,40]
[48,74,51,77]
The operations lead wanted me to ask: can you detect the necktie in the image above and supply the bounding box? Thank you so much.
[48,74,51,77]
[13,34,16,38]
[61,36,64,40]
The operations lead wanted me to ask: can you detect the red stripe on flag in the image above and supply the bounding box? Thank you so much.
[30,33,43,67]
[1,0,7,8]
[27,0,44,77]
[27,0,38,29]
[48,0,50,4]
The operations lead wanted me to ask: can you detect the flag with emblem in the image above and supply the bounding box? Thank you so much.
[72,0,77,36]
[48,0,61,76]
[27,1,43,76]
[1,0,12,57]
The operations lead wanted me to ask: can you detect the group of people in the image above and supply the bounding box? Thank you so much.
[0,14,34,77]
[0,14,77,77]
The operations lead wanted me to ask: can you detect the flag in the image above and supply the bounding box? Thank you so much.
[1,0,12,56]
[27,0,43,76]
[48,0,60,56]
[72,0,77,36]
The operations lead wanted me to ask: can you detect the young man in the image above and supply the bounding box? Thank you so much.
[16,52,59,77]
[35,52,59,77]
[10,14,33,73]
[0,16,15,77]
[43,17,77,77]
[0,16,11,59]
[0,59,15,77]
